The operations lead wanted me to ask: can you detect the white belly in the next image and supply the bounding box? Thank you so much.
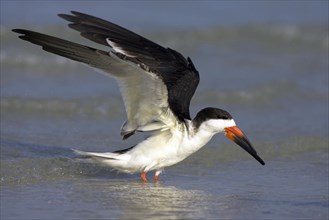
[126,130,185,172]
[99,121,215,174]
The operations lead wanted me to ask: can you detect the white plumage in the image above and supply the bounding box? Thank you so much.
[13,11,265,182]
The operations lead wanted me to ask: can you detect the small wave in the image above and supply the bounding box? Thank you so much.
[194,80,327,106]
[0,135,327,186]
[0,156,122,186]
[0,140,129,185]
[1,50,80,71]
[2,24,327,71]
[0,96,123,118]
[1,80,327,116]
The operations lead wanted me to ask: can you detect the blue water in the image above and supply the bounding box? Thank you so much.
[1,1,328,220]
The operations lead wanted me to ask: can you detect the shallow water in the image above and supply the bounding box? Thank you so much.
[1,2,329,220]
[1,151,328,220]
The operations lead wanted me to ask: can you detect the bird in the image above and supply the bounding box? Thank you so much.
[13,11,265,182]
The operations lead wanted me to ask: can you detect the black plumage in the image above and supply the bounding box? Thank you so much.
[193,107,233,129]
[13,11,199,122]
[59,11,200,121]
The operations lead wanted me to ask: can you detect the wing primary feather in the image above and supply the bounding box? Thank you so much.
[13,12,201,139]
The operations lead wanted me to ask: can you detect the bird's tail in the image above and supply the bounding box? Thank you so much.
[73,149,127,160]
[72,147,136,174]
[72,149,118,159]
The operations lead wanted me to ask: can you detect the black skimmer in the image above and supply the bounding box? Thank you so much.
[13,11,265,182]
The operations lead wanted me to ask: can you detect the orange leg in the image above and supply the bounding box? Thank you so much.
[140,171,148,182]
[154,170,162,182]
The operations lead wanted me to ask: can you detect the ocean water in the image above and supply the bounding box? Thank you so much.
[1,1,328,220]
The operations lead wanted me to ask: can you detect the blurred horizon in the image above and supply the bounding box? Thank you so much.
[1,1,328,29]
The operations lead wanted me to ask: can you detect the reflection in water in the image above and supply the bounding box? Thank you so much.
[75,180,219,219]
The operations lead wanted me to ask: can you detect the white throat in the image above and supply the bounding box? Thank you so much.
[177,119,236,158]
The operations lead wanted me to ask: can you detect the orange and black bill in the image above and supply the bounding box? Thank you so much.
[225,126,265,165]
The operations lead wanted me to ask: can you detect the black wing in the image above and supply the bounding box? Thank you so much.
[58,11,199,120]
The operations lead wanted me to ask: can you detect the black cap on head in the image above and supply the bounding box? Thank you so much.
[193,107,232,128]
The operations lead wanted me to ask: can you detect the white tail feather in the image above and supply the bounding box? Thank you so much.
[73,149,129,160]
[73,149,136,173]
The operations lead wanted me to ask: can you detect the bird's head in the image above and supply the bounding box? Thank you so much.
[193,107,265,165]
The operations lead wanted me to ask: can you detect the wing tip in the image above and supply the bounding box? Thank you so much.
[12,28,27,34]
[187,57,198,72]
[58,10,87,21]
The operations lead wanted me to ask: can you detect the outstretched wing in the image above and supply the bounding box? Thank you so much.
[13,11,200,139]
